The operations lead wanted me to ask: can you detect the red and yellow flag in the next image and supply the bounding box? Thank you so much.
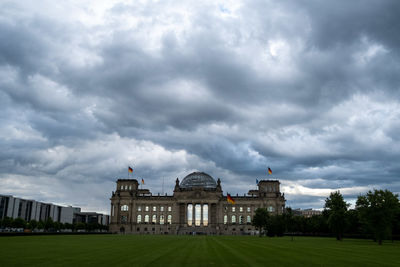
[141,178,145,185]
[268,167,272,175]
[227,194,235,204]
[128,166,133,173]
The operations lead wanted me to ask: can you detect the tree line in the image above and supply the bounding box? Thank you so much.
[0,217,108,232]
[252,189,400,245]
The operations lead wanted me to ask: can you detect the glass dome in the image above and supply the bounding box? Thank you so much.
[180,172,217,189]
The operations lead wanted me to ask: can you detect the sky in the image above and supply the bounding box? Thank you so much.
[1,0,400,214]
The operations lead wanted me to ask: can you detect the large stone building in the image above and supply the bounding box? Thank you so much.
[109,171,285,235]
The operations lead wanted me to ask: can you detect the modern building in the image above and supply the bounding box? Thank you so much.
[74,210,110,225]
[0,194,109,225]
[109,171,286,235]
[293,208,322,217]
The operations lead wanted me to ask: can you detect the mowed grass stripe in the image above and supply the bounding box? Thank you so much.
[1,235,399,266]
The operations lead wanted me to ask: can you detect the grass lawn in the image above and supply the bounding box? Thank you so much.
[0,235,399,266]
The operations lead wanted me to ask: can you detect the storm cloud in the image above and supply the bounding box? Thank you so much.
[1,0,400,212]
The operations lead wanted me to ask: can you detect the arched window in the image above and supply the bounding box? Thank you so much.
[167,215,172,224]
[224,215,228,224]
[231,215,236,224]
[247,215,251,224]
[160,215,164,225]
[137,215,142,223]
[152,215,157,224]
[239,215,244,224]
[121,205,129,211]
[144,215,149,223]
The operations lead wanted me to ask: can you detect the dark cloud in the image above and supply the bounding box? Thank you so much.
[1,0,400,212]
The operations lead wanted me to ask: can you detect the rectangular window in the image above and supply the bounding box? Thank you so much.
[187,204,193,226]
[247,207,251,212]
[239,206,243,212]
[195,204,201,226]
[167,215,172,224]
[138,206,142,211]
[232,207,235,212]
[153,206,157,212]
[145,206,149,212]
[168,206,172,212]
[160,206,164,212]
[203,204,208,227]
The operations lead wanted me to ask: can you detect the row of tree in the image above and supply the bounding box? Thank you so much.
[252,189,400,245]
[0,217,108,232]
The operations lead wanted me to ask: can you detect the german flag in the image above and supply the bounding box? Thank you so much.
[128,166,133,173]
[227,194,235,204]
[141,178,145,185]
[268,167,272,175]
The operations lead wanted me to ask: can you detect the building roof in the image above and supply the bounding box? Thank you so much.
[180,172,217,189]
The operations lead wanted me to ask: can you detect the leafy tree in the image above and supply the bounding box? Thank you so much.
[1,217,13,228]
[252,208,270,236]
[75,222,86,231]
[12,218,26,229]
[356,189,400,245]
[37,220,44,230]
[64,223,73,230]
[53,222,62,231]
[28,220,38,230]
[44,218,54,231]
[345,209,361,235]
[324,191,349,241]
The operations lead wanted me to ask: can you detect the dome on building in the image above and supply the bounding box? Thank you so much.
[180,172,217,189]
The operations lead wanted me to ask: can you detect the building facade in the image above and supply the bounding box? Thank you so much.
[109,172,285,235]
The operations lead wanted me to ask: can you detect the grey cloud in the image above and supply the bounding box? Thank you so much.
[1,0,400,211]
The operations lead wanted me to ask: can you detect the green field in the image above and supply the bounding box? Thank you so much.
[0,235,399,266]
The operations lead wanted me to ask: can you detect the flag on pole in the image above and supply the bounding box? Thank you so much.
[128,166,133,173]
[256,179,259,185]
[268,167,272,175]
[141,178,145,185]
[227,194,235,204]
